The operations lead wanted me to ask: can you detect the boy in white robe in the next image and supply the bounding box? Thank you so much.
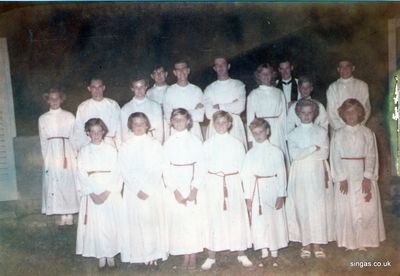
[331,99,385,250]
[163,60,205,141]
[242,118,288,263]
[286,76,329,135]
[247,63,289,165]
[201,111,252,270]
[73,78,121,150]
[119,112,168,265]
[120,76,163,143]
[39,88,79,225]
[76,118,123,268]
[326,59,371,131]
[204,57,247,149]
[286,99,335,259]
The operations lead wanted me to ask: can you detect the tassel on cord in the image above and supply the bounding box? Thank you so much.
[258,204,262,215]
[223,199,227,210]
[63,157,68,169]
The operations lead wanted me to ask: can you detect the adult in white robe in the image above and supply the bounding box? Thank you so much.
[76,142,123,259]
[119,134,168,263]
[39,108,79,215]
[330,124,385,249]
[286,123,335,246]
[241,139,288,252]
[147,84,169,106]
[203,132,252,252]
[121,97,163,143]
[162,129,206,255]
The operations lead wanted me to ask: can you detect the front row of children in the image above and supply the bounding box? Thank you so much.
[75,97,385,269]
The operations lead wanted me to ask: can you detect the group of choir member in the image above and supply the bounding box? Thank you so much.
[38,56,385,270]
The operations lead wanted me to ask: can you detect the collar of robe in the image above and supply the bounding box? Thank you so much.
[49,108,62,113]
[339,76,354,83]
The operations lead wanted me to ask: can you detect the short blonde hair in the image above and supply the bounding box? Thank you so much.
[338,98,365,124]
[128,112,151,132]
[171,108,193,130]
[295,98,320,120]
[249,118,271,139]
[212,110,233,131]
[84,118,108,139]
[42,87,66,103]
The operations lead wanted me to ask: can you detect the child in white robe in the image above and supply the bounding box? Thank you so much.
[286,99,335,259]
[331,99,385,250]
[201,111,252,270]
[162,108,205,269]
[247,63,289,164]
[39,88,79,225]
[76,118,123,268]
[120,76,163,143]
[119,112,168,265]
[241,118,288,262]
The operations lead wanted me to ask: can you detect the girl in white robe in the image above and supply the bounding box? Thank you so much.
[286,99,335,259]
[76,118,123,268]
[241,118,288,261]
[201,111,252,270]
[119,112,168,265]
[39,88,79,225]
[162,108,205,270]
[331,99,385,250]
[247,63,289,165]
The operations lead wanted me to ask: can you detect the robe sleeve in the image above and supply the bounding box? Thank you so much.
[288,135,317,161]
[275,150,287,197]
[326,83,344,130]
[240,153,256,200]
[361,82,371,124]
[219,84,246,115]
[77,151,98,196]
[364,131,378,180]
[246,92,256,143]
[120,107,130,143]
[279,92,288,140]
[187,89,205,123]
[162,147,176,192]
[310,129,329,160]
[162,89,173,122]
[330,131,347,183]
[141,142,163,195]
[191,144,205,190]
[112,104,122,150]
[152,103,164,143]
[38,117,48,159]
[286,104,297,138]
[119,149,141,195]
[316,103,329,130]
[204,86,217,120]
[72,105,88,151]
[106,148,123,193]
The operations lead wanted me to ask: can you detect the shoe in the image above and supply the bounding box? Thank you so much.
[201,258,215,270]
[57,215,66,226]
[358,247,367,251]
[98,258,106,268]
[314,250,326,259]
[261,249,269,259]
[300,248,311,259]
[237,255,253,267]
[270,250,278,258]
[107,257,115,267]
[65,214,73,225]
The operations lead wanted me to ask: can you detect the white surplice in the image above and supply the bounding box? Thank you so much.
[330,124,385,249]
[241,139,288,251]
[147,84,169,105]
[39,108,79,215]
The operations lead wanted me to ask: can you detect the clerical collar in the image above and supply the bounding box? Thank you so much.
[282,79,292,85]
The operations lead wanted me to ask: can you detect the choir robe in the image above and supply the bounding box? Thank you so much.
[162,129,206,255]
[163,83,205,141]
[330,124,385,249]
[286,97,329,135]
[39,108,79,215]
[326,77,371,130]
[247,85,289,164]
[286,123,335,245]
[120,97,163,143]
[203,133,252,251]
[76,142,123,258]
[204,78,247,149]
[119,134,168,263]
[241,139,289,251]
[73,98,122,150]
[147,84,170,142]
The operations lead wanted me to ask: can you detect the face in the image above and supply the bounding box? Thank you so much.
[173,62,190,83]
[257,67,273,86]
[213,116,231,134]
[87,124,104,144]
[299,81,313,98]
[47,92,62,110]
[251,126,270,143]
[171,114,190,132]
[88,79,105,101]
[131,80,148,99]
[278,61,293,80]
[342,106,361,126]
[213,58,230,77]
[151,67,168,85]
[298,105,315,124]
[337,61,355,79]
[130,117,148,136]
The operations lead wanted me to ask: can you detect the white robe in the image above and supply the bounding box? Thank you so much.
[163,83,205,141]
[286,123,335,245]
[286,97,329,135]
[326,77,370,130]
[203,133,252,251]
[241,139,288,251]
[119,134,168,263]
[147,85,170,142]
[76,142,123,258]
[73,98,122,150]
[120,97,163,143]
[330,124,385,249]
[247,85,289,164]
[38,108,79,215]
[162,130,206,255]
[204,78,247,149]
